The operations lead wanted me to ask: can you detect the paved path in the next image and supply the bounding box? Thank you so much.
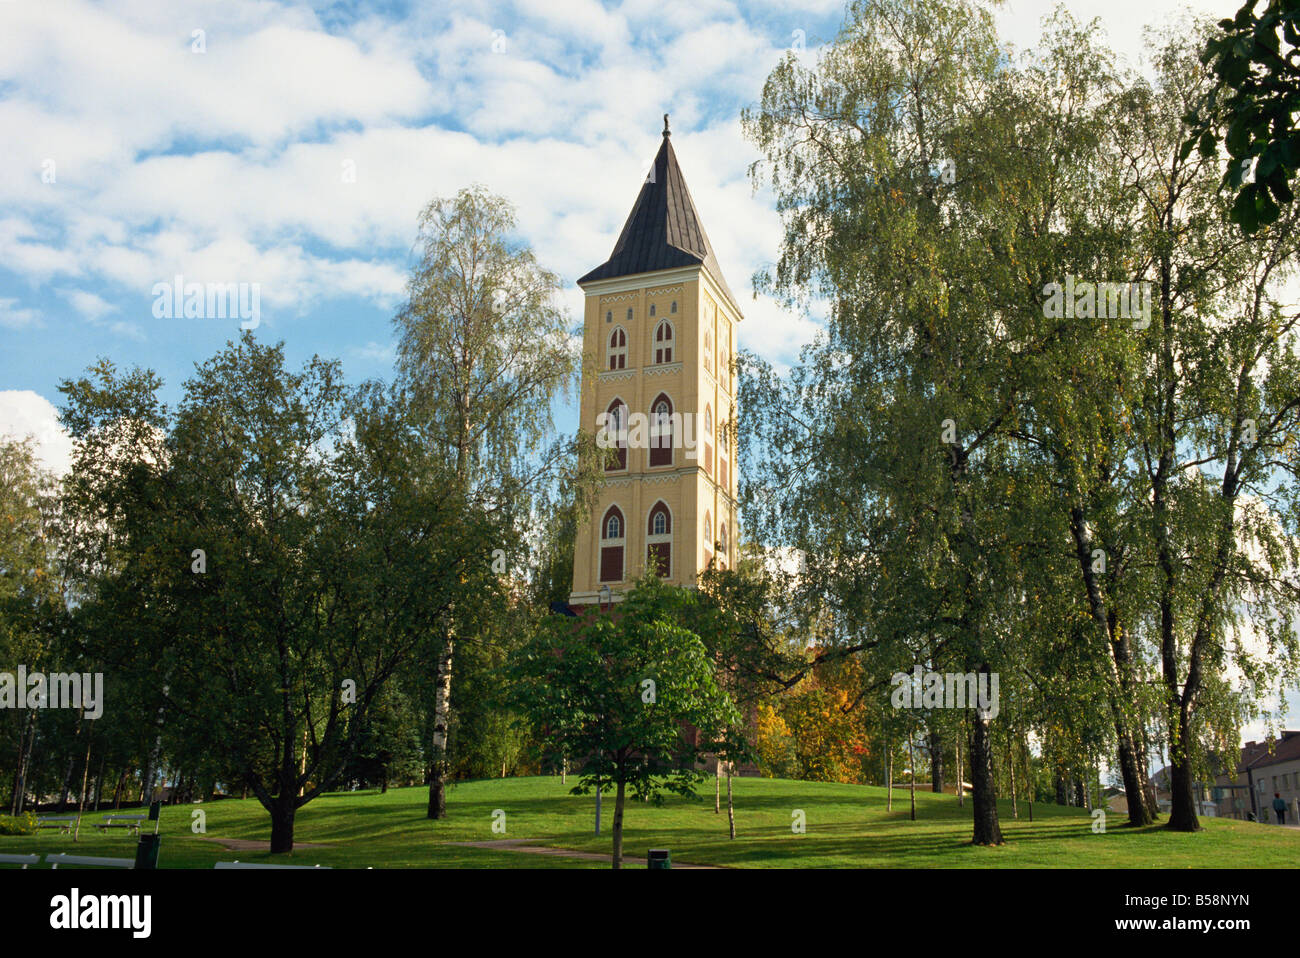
[444,838,719,868]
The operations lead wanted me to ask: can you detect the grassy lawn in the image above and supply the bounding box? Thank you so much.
[2,775,1297,868]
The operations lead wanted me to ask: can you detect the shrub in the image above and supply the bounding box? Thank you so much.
[0,812,39,836]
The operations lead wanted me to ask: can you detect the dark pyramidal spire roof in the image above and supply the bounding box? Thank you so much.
[579,115,741,315]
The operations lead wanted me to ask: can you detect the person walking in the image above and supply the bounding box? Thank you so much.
[1272,792,1287,824]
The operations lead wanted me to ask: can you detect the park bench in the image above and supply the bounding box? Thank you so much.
[46,852,134,869]
[214,861,331,869]
[95,814,146,835]
[0,853,41,869]
[37,816,76,833]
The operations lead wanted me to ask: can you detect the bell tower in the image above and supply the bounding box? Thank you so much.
[569,115,742,605]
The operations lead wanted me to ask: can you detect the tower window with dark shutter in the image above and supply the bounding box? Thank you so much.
[704,405,713,475]
[649,394,673,467]
[654,320,674,364]
[607,326,627,370]
[600,505,625,583]
[646,501,672,577]
[604,400,627,471]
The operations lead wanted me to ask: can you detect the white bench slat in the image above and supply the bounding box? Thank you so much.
[46,852,134,869]
[214,860,330,869]
[0,853,41,868]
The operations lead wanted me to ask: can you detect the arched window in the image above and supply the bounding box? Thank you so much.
[605,310,612,323]
[646,501,672,577]
[703,512,713,566]
[654,320,674,364]
[719,416,729,488]
[649,303,656,317]
[608,326,627,370]
[649,393,673,467]
[670,301,677,314]
[626,307,633,321]
[720,327,730,383]
[703,404,714,476]
[604,399,627,471]
[704,329,713,371]
[600,505,625,583]
[720,521,729,561]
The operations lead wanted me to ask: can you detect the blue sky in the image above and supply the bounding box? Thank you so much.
[1,0,1227,467]
[0,0,847,453]
[8,0,1290,743]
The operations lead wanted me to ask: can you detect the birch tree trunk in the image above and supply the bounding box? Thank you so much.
[73,735,91,841]
[10,710,36,815]
[1008,739,1018,820]
[427,633,454,819]
[908,734,916,821]
[298,728,308,797]
[727,761,736,839]
[886,737,893,812]
[92,756,105,812]
[955,722,964,807]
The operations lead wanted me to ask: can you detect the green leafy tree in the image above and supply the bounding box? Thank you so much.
[0,437,61,814]
[515,578,739,868]
[58,336,494,851]
[392,184,595,819]
[1184,0,1300,233]
[742,0,1067,846]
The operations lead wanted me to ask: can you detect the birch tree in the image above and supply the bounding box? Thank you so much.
[392,185,589,819]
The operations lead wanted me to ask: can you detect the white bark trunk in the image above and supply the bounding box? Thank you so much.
[726,762,735,839]
[427,636,454,819]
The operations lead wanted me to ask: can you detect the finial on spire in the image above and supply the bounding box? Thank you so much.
[663,113,671,137]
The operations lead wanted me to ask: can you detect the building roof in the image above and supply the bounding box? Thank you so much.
[578,116,742,316]
[1238,730,1300,773]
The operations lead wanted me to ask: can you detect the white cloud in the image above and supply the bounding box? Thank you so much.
[58,288,117,322]
[350,340,397,364]
[0,0,1240,380]
[0,390,73,476]
[0,298,41,330]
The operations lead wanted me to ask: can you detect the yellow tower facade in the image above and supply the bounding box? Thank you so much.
[569,118,742,606]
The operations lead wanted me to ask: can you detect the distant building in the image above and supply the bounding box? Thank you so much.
[1150,766,1217,818]
[1213,730,1300,821]
[1102,786,1129,815]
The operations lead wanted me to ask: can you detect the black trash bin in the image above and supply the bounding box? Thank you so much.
[135,834,161,870]
[647,849,671,870]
